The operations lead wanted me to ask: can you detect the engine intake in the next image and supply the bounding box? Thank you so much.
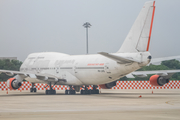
[99,81,117,89]
[7,78,22,90]
[149,75,169,86]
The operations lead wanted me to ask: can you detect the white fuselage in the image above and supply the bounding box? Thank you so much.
[20,52,151,86]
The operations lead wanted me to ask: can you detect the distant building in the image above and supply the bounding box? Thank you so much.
[0,57,17,61]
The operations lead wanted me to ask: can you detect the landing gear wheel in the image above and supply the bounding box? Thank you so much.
[46,89,56,95]
[80,85,91,95]
[80,90,91,94]
[65,90,68,94]
[81,90,84,94]
[30,83,37,93]
[91,89,99,94]
[33,88,37,92]
[70,90,76,94]
[92,85,99,94]
[45,82,57,95]
[30,88,33,92]
[65,85,76,95]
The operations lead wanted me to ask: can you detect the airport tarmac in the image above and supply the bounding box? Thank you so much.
[0,89,180,120]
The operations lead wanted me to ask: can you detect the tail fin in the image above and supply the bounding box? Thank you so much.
[117,1,155,53]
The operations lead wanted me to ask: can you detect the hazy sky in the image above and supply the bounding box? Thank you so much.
[0,0,180,61]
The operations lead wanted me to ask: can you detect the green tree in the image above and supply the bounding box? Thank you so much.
[162,59,180,69]
[162,59,180,80]
[138,64,170,71]
[0,59,22,81]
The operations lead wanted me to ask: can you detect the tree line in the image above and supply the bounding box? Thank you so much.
[0,59,22,81]
[0,59,180,81]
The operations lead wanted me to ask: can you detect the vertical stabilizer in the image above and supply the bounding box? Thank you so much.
[118,1,155,53]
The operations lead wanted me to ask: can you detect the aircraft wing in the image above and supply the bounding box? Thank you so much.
[0,69,66,82]
[150,55,180,65]
[98,52,141,64]
[126,70,180,79]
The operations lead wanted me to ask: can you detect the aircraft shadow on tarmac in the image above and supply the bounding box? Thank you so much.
[0,92,179,97]
[94,93,180,99]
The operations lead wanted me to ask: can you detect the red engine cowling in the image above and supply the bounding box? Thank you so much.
[99,81,116,89]
[7,78,22,90]
[149,75,169,86]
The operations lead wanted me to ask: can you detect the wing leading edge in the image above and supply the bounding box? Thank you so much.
[0,70,66,82]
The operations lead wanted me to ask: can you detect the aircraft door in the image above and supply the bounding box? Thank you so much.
[105,63,111,74]
[74,63,78,74]
[56,67,60,74]
[36,68,41,73]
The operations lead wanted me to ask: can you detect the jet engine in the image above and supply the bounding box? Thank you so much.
[7,78,22,90]
[149,75,169,86]
[99,81,117,89]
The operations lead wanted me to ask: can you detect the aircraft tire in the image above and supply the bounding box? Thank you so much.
[46,90,56,95]
[95,89,99,94]
[90,90,99,94]
[87,90,91,94]
[65,90,75,95]
[80,90,85,94]
[30,88,33,92]
[65,90,68,94]
[81,90,91,94]
[33,88,37,92]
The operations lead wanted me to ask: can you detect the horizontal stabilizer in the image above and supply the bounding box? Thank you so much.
[132,70,180,79]
[98,52,141,64]
[126,73,135,78]
[133,73,147,78]
[149,55,180,66]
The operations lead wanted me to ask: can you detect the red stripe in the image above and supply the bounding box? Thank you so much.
[146,1,156,51]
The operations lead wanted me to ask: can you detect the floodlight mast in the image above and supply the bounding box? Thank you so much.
[83,22,91,54]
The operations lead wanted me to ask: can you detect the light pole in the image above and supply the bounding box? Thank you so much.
[83,22,91,54]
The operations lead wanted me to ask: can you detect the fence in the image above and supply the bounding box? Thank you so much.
[0,80,180,91]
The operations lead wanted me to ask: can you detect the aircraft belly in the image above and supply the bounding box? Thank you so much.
[25,77,48,83]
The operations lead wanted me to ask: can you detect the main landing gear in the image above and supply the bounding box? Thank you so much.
[45,82,56,95]
[91,85,99,94]
[65,85,76,95]
[43,84,99,95]
[80,85,99,94]
[30,83,37,92]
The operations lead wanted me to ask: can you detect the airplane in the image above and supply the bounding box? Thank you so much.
[1,1,180,95]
